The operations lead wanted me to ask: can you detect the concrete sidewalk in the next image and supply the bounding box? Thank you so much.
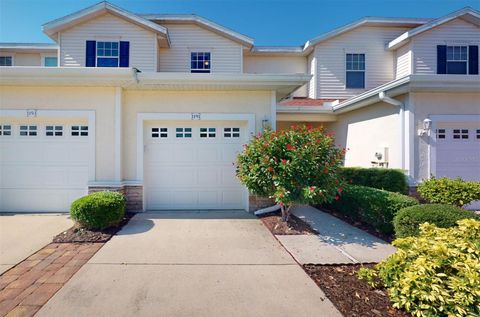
[0,213,72,274]
[276,206,396,264]
[36,211,342,317]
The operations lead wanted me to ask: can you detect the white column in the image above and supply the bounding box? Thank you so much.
[404,93,415,185]
[114,87,122,182]
[270,90,277,130]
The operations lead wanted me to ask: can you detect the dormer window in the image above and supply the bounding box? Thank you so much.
[97,42,119,67]
[191,52,211,73]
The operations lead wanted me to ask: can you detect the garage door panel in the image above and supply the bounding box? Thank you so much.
[0,188,86,212]
[145,122,247,210]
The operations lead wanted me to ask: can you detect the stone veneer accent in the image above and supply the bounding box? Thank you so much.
[249,194,275,212]
[88,185,143,212]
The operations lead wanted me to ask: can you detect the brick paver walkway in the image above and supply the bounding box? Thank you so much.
[0,243,103,317]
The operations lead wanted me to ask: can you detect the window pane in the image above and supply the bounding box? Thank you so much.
[447,62,467,74]
[0,56,13,66]
[44,57,58,67]
[97,58,119,67]
[346,71,365,89]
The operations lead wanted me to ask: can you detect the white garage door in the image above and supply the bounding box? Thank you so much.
[144,121,247,210]
[435,124,480,181]
[0,123,91,212]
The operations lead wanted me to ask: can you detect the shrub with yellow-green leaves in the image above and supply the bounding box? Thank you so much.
[358,219,480,317]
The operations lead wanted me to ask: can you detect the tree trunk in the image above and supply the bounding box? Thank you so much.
[281,204,291,222]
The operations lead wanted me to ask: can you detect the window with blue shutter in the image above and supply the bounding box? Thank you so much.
[437,45,447,74]
[85,41,96,67]
[119,41,130,67]
[469,46,479,75]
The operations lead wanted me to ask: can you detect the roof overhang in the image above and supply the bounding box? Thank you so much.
[303,17,430,54]
[0,43,58,54]
[388,7,480,50]
[247,46,305,56]
[333,74,480,113]
[141,14,254,48]
[0,67,310,100]
[42,2,170,47]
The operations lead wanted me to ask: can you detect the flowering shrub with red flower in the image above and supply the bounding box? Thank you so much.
[236,125,344,221]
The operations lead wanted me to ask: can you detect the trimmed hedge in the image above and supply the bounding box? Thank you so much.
[393,204,478,238]
[328,184,418,234]
[339,167,408,194]
[417,177,480,207]
[71,191,126,230]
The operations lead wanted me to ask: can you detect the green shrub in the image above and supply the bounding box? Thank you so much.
[339,167,408,194]
[236,125,344,221]
[417,177,480,207]
[358,219,480,317]
[394,204,478,238]
[327,184,418,234]
[70,191,126,230]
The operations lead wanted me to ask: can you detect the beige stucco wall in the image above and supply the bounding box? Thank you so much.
[328,100,403,169]
[412,92,480,183]
[121,90,272,180]
[0,86,116,181]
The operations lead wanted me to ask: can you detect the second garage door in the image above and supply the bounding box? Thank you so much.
[144,121,247,210]
[435,123,480,181]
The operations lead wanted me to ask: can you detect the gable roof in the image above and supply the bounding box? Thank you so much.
[303,16,430,53]
[42,1,169,45]
[388,7,480,50]
[140,14,254,48]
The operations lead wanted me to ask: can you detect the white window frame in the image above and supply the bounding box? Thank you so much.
[175,127,193,138]
[190,51,212,73]
[41,54,58,67]
[199,127,216,138]
[345,52,366,89]
[0,124,12,136]
[446,45,468,74]
[45,125,64,137]
[151,127,168,138]
[452,128,469,141]
[71,125,89,137]
[19,125,38,136]
[96,41,120,67]
[223,127,241,138]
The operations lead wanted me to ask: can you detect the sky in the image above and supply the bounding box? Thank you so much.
[0,0,479,46]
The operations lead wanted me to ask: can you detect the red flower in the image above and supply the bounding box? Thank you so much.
[338,187,343,193]
[349,179,353,184]
[323,168,329,174]
[309,186,315,192]
[267,167,274,172]
[281,159,287,164]
[286,144,294,150]
[335,195,340,201]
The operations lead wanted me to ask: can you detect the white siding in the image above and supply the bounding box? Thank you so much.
[60,13,156,71]
[12,53,41,66]
[314,26,410,99]
[412,19,480,74]
[158,23,243,73]
[243,55,307,96]
[395,43,412,78]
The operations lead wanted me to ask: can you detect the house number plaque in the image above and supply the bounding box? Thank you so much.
[191,113,201,120]
[26,109,37,117]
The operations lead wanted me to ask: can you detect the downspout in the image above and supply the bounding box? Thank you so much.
[378,92,405,171]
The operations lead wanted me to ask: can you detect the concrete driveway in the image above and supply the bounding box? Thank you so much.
[36,211,341,317]
[0,213,73,274]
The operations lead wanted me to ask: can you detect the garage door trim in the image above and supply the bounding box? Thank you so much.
[136,112,256,211]
[429,114,480,179]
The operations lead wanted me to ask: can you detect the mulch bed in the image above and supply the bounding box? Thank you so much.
[304,264,410,317]
[317,207,394,243]
[53,212,136,243]
[258,211,318,235]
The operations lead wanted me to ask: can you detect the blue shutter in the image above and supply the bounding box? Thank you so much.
[119,41,130,67]
[437,45,447,74]
[468,46,479,75]
[85,41,96,67]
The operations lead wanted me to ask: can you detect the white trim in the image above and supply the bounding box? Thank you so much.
[270,90,277,130]
[114,87,122,181]
[40,53,58,67]
[0,109,96,182]
[136,112,255,211]
[404,95,415,184]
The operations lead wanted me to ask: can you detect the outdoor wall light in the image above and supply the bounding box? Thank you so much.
[418,118,432,136]
[262,118,270,129]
